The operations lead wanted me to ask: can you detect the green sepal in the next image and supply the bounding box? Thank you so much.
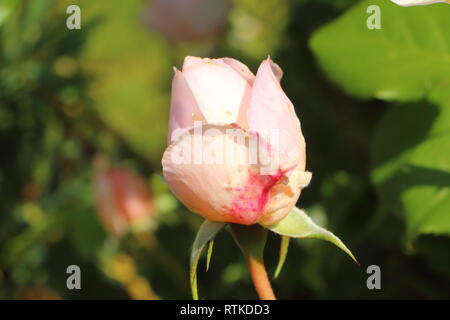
[190,220,225,300]
[262,207,358,264]
[230,223,268,261]
[206,240,214,272]
[274,236,290,279]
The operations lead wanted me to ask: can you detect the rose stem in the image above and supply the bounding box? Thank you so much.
[230,223,276,300]
[246,255,276,300]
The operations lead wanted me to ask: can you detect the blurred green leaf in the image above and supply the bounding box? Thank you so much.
[310,0,450,242]
[0,0,19,27]
[373,101,450,240]
[264,207,357,264]
[228,0,290,59]
[310,1,450,102]
[81,0,171,166]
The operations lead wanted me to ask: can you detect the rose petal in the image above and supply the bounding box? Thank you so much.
[108,169,153,222]
[162,124,282,225]
[168,70,206,144]
[248,58,306,173]
[258,169,312,225]
[182,57,252,126]
[390,0,449,6]
[95,173,128,237]
[222,57,256,85]
[268,58,283,82]
[182,56,204,69]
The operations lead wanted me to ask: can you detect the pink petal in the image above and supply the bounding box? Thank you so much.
[168,70,205,144]
[95,173,128,237]
[182,56,204,69]
[258,168,312,226]
[268,58,283,82]
[181,57,252,126]
[222,58,256,85]
[108,169,154,222]
[247,58,306,173]
[162,124,278,225]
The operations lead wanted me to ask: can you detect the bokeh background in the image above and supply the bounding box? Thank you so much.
[1,0,449,299]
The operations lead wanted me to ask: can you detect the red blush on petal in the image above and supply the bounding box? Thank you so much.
[222,170,283,225]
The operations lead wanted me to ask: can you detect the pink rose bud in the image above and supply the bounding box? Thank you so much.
[94,158,155,237]
[162,56,311,226]
[390,0,449,6]
[142,0,231,43]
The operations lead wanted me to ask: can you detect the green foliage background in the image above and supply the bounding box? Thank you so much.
[0,0,449,299]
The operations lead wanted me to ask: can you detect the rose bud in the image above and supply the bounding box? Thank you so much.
[19,285,60,300]
[162,57,312,226]
[390,0,449,5]
[94,158,155,237]
[141,0,231,43]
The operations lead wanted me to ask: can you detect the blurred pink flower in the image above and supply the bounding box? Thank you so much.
[94,161,155,237]
[142,0,231,43]
[390,0,449,6]
[162,56,311,226]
